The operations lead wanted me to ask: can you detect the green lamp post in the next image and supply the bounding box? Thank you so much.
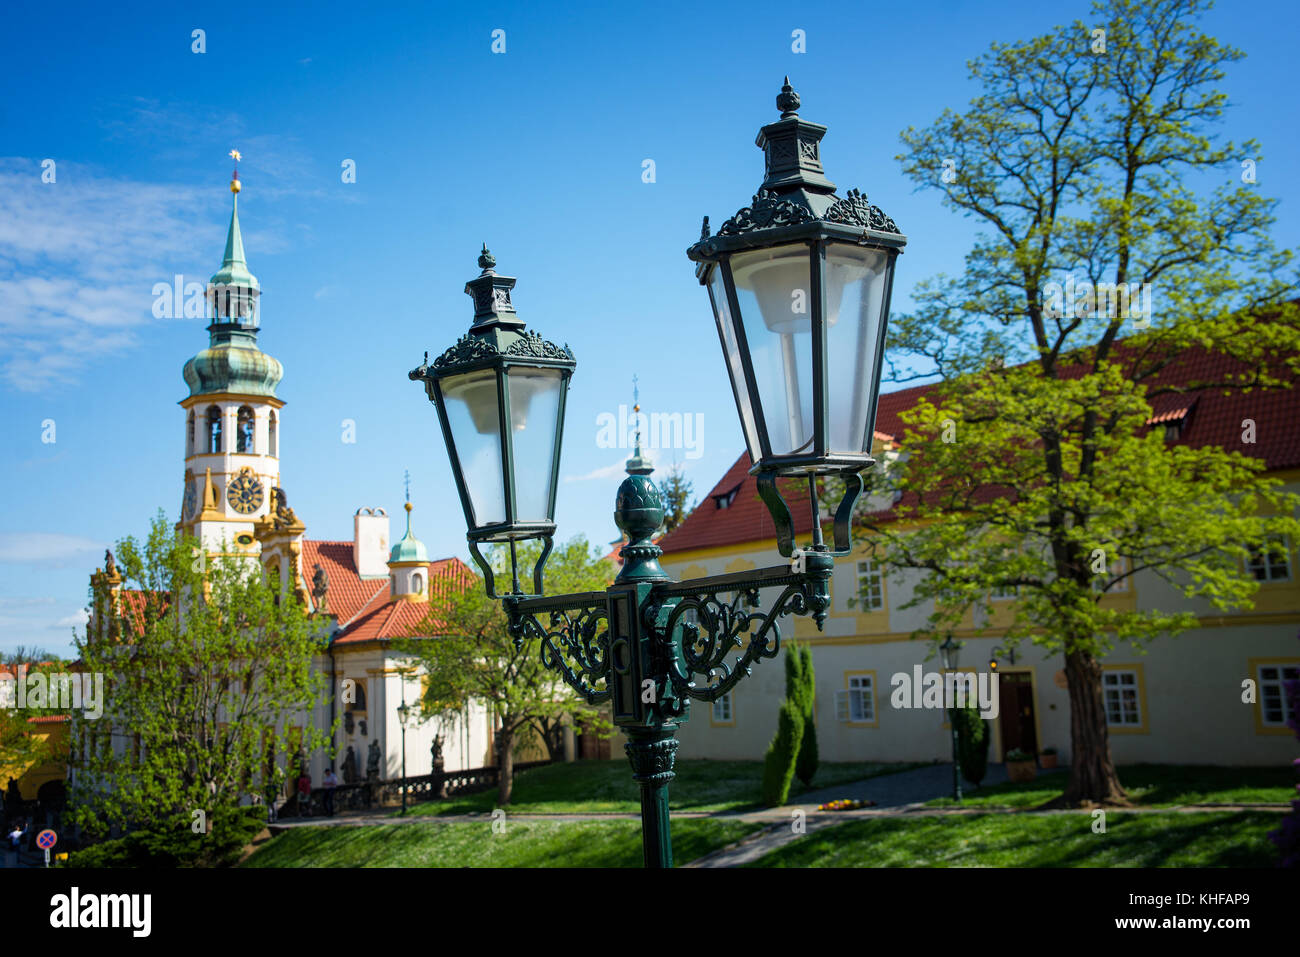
[939,635,963,803]
[410,79,906,868]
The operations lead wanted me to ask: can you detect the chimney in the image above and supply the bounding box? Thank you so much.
[353,507,390,579]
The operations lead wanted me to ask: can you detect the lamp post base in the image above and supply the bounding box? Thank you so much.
[624,729,678,868]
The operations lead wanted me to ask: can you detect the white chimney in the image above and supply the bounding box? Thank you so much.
[353,507,391,579]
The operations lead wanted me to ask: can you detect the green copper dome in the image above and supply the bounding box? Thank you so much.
[183,345,283,398]
[389,503,429,563]
[183,183,282,399]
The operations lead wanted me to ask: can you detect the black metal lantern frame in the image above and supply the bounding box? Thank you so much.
[409,247,574,597]
[409,82,905,868]
[687,78,906,557]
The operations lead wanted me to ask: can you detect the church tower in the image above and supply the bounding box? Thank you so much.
[388,486,430,602]
[178,156,297,574]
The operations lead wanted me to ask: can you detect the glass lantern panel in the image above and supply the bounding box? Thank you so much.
[506,366,564,524]
[708,267,761,462]
[729,244,815,457]
[440,368,506,526]
[823,244,891,454]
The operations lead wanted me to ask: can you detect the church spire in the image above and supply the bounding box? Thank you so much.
[625,374,653,476]
[206,150,261,335]
[183,153,282,400]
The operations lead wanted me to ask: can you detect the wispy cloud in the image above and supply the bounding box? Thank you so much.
[564,460,630,483]
[0,532,105,566]
[0,159,211,392]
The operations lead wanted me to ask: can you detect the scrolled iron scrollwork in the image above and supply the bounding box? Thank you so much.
[652,575,827,704]
[507,600,612,705]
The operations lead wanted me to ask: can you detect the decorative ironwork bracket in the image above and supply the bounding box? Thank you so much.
[501,552,835,714]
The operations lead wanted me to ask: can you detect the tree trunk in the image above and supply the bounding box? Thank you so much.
[497,727,514,806]
[1061,648,1129,806]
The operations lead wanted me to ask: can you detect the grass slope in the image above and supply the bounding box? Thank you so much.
[243,819,761,868]
[403,759,924,815]
[749,811,1282,868]
[925,764,1294,809]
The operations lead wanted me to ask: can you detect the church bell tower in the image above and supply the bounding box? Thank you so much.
[178,154,299,576]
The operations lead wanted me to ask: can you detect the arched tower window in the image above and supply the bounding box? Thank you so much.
[206,406,222,454]
[411,572,424,595]
[237,406,255,454]
[187,411,195,456]
[268,411,278,457]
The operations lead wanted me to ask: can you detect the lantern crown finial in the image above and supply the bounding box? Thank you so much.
[776,77,800,118]
[463,243,523,330]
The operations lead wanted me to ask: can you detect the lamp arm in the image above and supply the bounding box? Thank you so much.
[647,557,833,703]
[504,592,612,704]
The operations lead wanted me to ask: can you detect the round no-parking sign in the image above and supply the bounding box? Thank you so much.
[36,830,57,850]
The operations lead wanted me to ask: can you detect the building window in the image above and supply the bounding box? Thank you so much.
[411,572,424,594]
[713,484,739,509]
[1247,536,1291,582]
[990,583,1018,600]
[711,693,732,724]
[836,673,875,724]
[268,411,277,457]
[187,411,195,456]
[856,560,884,611]
[237,406,255,454]
[1257,663,1299,727]
[1103,670,1142,727]
[206,406,222,453]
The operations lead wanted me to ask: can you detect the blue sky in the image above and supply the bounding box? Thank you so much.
[2,0,1297,657]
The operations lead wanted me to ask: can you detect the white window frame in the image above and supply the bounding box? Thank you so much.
[711,692,732,724]
[836,673,875,724]
[1092,556,1130,593]
[1103,669,1142,727]
[1247,536,1292,583]
[1257,663,1299,728]
[855,560,885,612]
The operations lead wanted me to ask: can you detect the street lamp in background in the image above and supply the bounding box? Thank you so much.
[396,691,412,816]
[409,79,906,867]
[939,634,963,803]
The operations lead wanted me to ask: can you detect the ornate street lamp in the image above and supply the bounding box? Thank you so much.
[687,77,906,556]
[397,694,412,816]
[939,635,962,803]
[409,244,575,596]
[409,80,905,867]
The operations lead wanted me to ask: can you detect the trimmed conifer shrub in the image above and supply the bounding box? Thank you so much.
[761,698,806,807]
[795,643,819,785]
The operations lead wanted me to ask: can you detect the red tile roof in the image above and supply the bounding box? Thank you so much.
[659,347,1300,555]
[299,540,389,626]
[297,543,474,646]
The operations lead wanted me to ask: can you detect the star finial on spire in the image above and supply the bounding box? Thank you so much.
[228,148,242,194]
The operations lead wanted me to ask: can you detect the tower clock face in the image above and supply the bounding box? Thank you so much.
[226,469,265,515]
[182,479,197,520]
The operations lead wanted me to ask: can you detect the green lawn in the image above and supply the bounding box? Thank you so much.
[749,811,1283,867]
[243,819,762,868]
[398,759,925,815]
[925,764,1294,809]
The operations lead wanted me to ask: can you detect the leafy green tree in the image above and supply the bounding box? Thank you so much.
[401,536,615,806]
[72,511,332,858]
[855,0,1300,805]
[659,464,695,534]
[0,647,66,786]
